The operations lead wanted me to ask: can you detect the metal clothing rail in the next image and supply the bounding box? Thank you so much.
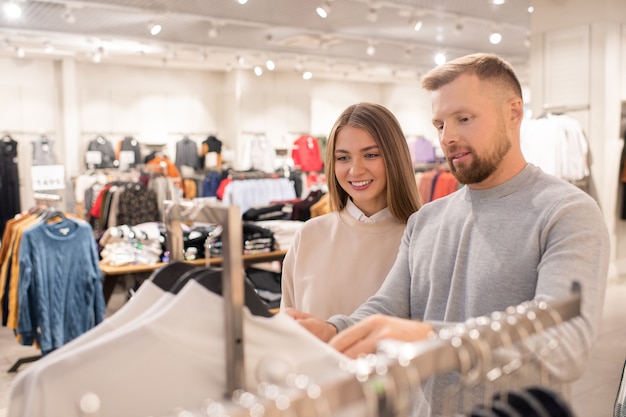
[163,199,245,396]
[223,282,583,417]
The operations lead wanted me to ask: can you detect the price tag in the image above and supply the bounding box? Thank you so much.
[31,165,66,191]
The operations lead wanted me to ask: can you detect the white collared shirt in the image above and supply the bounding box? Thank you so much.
[345,198,393,223]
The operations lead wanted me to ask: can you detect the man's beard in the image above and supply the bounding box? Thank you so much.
[447,129,511,185]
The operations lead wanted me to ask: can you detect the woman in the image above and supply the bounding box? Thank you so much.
[280,102,421,319]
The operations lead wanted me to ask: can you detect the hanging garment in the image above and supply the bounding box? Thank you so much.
[291,135,323,172]
[116,136,142,169]
[86,136,117,169]
[16,215,105,355]
[175,136,200,171]
[7,279,352,417]
[201,135,223,169]
[0,136,20,238]
[31,135,56,166]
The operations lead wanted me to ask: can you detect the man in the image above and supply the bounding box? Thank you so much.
[286,53,610,414]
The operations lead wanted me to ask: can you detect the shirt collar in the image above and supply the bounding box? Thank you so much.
[345,198,392,223]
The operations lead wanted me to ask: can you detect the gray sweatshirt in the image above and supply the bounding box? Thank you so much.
[328,163,610,416]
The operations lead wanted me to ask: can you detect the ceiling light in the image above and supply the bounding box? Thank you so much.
[148,21,162,36]
[44,42,54,53]
[489,30,502,44]
[302,71,313,80]
[434,52,446,66]
[266,59,275,71]
[15,46,25,58]
[3,1,21,19]
[492,0,506,4]
[253,66,263,76]
[366,44,376,56]
[235,0,248,4]
[528,6,534,13]
[410,18,423,32]
[316,2,330,19]
[237,55,245,65]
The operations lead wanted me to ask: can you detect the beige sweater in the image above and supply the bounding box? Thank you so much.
[280,208,406,319]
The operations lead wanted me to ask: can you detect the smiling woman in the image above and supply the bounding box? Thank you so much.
[280,102,421,320]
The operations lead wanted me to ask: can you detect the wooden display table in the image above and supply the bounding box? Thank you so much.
[99,250,287,305]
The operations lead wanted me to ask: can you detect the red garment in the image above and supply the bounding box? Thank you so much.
[292,135,323,172]
[431,171,459,201]
[89,184,112,220]
[216,178,232,200]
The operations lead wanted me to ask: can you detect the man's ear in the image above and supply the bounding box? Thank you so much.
[508,97,524,123]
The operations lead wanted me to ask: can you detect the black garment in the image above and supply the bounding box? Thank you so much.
[0,137,20,238]
[86,136,117,169]
[118,136,141,168]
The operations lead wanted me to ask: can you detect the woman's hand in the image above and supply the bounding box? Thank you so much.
[283,308,338,342]
[329,314,434,359]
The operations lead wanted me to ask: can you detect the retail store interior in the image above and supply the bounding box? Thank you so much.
[1,0,626,416]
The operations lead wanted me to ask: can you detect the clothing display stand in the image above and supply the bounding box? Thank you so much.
[163,199,245,395]
[219,283,583,417]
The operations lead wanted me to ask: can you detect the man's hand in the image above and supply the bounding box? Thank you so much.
[283,308,338,342]
[329,315,434,359]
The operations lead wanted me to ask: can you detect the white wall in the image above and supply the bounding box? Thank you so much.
[0,56,442,210]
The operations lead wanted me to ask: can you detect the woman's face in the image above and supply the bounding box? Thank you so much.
[333,125,387,216]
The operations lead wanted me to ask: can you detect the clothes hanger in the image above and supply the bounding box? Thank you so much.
[148,261,199,292]
[169,267,273,317]
[40,207,67,223]
[493,389,550,417]
[524,386,575,417]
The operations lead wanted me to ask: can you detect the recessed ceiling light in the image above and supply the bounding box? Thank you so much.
[148,22,162,36]
[489,31,502,44]
[3,1,22,19]
[316,2,330,19]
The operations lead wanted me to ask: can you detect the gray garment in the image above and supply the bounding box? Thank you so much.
[31,136,56,165]
[175,137,200,171]
[328,163,610,416]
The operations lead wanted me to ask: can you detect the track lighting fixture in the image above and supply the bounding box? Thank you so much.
[253,66,263,76]
[316,2,330,19]
[15,46,25,58]
[2,1,21,19]
[44,41,54,53]
[434,52,446,66]
[148,21,162,36]
[366,41,375,57]
[266,59,275,71]
[302,71,312,80]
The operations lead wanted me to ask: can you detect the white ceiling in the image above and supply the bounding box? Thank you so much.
[0,0,532,83]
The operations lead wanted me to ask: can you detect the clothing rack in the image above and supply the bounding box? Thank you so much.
[222,282,582,417]
[163,199,245,395]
